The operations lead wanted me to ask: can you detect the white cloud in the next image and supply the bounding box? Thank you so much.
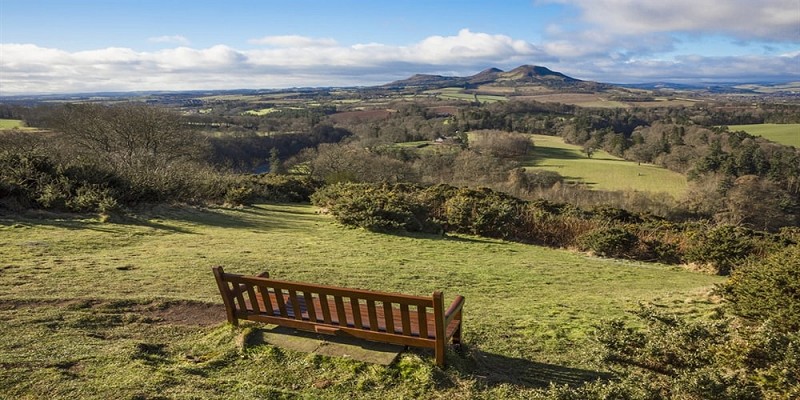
[250,35,338,48]
[1,28,798,94]
[543,0,800,42]
[148,35,190,45]
[554,53,800,83]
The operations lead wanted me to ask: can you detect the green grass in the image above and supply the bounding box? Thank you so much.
[728,123,800,147]
[424,87,507,103]
[0,119,30,129]
[243,107,279,116]
[0,204,721,398]
[525,135,688,196]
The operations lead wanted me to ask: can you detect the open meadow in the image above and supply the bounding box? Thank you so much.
[524,134,688,197]
[728,123,800,147]
[0,119,33,130]
[0,203,722,398]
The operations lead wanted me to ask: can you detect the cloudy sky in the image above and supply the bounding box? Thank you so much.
[1,0,798,94]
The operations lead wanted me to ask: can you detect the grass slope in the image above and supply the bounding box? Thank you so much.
[0,204,721,398]
[728,123,800,147]
[0,119,29,129]
[525,134,688,197]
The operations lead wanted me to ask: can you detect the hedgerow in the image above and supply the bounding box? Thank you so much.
[312,182,795,274]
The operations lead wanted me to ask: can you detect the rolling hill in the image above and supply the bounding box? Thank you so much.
[384,64,600,90]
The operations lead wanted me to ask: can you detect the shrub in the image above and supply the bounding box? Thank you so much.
[249,174,322,203]
[442,188,527,239]
[311,183,440,233]
[685,225,755,275]
[590,205,642,224]
[524,169,563,189]
[66,184,119,213]
[578,226,639,258]
[721,245,800,331]
[223,185,254,206]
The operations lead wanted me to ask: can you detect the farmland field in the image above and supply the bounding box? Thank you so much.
[425,88,507,103]
[0,203,721,398]
[525,134,688,196]
[728,123,800,147]
[0,119,28,129]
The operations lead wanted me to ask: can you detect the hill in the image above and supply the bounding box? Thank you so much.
[384,64,593,90]
[0,203,722,398]
[524,134,688,196]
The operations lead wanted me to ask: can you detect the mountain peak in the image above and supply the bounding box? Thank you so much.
[478,67,503,74]
[501,65,579,82]
[384,65,584,89]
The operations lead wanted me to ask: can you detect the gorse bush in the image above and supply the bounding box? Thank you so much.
[0,150,281,213]
[0,151,119,213]
[684,225,756,275]
[721,246,800,331]
[311,183,440,233]
[442,188,528,239]
[584,247,800,399]
[313,182,795,274]
[578,227,639,258]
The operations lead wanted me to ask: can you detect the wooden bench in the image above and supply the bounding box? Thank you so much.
[212,266,464,367]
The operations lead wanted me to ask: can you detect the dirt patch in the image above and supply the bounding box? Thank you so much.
[0,298,226,327]
[144,300,225,327]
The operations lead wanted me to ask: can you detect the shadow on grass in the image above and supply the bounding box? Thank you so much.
[455,345,611,389]
[371,229,506,245]
[0,204,307,233]
[531,146,586,162]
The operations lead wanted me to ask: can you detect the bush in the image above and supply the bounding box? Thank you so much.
[578,226,639,258]
[442,188,527,239]
[311,183,440,233]
[721,246,800,331]
[66,184,119,213]
[524,169,563,189]
[685,225,755,275]
[249,174,322,203]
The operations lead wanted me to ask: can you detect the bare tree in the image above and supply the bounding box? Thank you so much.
[48,103,207,172]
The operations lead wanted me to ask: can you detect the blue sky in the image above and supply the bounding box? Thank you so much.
[1,0,798,94]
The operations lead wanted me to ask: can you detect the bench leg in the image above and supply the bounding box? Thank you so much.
[435,343,446,367]
[452,325,462,346]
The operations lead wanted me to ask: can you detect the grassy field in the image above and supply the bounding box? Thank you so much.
[525,135,688,197]
[425,88,507,103]
[0,203,722,398]
[0,119,29,129]
[728,123,800,147]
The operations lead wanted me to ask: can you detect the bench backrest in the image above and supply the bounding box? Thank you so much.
[213,266,445,340]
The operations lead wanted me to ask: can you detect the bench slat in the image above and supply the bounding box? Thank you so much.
[400,304,412,336]
[417,306,429,339]
[274,288,288,318]
[367,300,379,332]
[319,294,332,324]
[258,286,274,315]
[350,297,364,329]
[246,285,260,313]
[288,290,303,320]
[383,301,395,334]
[233,283,248,314]
[303,292,317,322]
[334,296,347,327]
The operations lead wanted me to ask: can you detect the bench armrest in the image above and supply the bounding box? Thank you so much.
[444,295,465,328]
